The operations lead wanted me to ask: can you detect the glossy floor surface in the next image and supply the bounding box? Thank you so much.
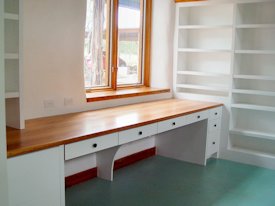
[66,156,275,206]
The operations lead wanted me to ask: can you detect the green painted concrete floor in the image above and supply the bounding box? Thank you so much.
[66,156,275,206]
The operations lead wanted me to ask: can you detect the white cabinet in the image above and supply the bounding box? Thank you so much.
[206,107,222,158]
[8,147,65,206]
[206,132,219,158]
[4,0,24,129]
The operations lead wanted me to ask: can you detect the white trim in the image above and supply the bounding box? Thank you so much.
[235,50,275,54]
[178,25,232,29]
[4,53,19,59]
[0,0,9,204]
[236,24,275,29]
[177,71,230,77]
[231,104,275,112]
[221,147,275,170]
[4,13,19,20]
[233,74,275,81]
[5,92,19,99]
[178,48,232,53]
[232,89,275,97]
[177,84,229,92]
[19,0,24,129]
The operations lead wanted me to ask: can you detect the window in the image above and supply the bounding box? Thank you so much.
[84,0,151,90]
[84,0,110,88]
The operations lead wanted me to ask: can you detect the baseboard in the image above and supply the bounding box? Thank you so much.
[114,147,156,170]
[65,147,156,188]
[220,148,275,170]
[65,168,97,188]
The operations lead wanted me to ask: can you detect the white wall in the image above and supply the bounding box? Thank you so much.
[0,0,9,204]
[22,0,175,176]
[151,0,175,89]
[22,0,174,120]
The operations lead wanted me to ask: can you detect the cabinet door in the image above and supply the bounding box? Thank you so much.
[8,146,65,206]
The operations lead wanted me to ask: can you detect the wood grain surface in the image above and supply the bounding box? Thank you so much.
[7,99,222,158]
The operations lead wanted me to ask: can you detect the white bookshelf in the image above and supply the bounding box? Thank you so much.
[4,0,24,129]
[232,1,275,145]
[175,3,233,100]
[174,0,275,168]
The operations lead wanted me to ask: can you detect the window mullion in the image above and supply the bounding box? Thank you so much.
[144,0,152,87]
[111,0,119,90]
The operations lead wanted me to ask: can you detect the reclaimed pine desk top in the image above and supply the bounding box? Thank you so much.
[7,99,222,158]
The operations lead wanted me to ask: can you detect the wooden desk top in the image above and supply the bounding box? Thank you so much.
[7,99,222,158]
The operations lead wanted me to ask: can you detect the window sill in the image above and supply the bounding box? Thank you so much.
[86,87,170,102]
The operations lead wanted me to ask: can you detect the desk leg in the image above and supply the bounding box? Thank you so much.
[97,146,120,181]
[156,120,208,166]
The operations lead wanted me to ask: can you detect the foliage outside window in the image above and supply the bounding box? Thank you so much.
[84,0,151,90]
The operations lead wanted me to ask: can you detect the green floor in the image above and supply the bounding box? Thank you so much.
[66,156,275,206]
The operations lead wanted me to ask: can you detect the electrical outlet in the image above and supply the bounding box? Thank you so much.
[64,98,73,106]
[43,99,55,109]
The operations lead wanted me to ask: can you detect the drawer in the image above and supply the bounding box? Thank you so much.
[119,123,158,145]
[206,132,219,157]
[207,119,221,133]
[65,133,118,160]
[158,116,186,133]
[209,107,222,120]
[185,110,208,125]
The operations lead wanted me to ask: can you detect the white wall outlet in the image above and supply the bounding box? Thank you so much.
[64,98,73,106]
[43,99,55,109]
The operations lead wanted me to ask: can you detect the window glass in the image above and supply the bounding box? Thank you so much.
[117,0,144,85]
[84,0,110,88]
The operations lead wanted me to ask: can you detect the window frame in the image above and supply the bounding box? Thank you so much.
[86,0,152,92]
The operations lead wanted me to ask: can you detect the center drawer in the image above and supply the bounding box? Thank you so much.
[65,133,119,160]
[185,110,208,125]
[119,123,158,145]
[158,116,186,133]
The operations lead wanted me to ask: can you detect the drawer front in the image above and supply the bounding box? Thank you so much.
[209,107,222,120]
[65,133,118,160]
[185,110,208,125]
[206,132,219,157]
[158,116,186,133]
[119,123,158,145]
[208,119,221,133]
